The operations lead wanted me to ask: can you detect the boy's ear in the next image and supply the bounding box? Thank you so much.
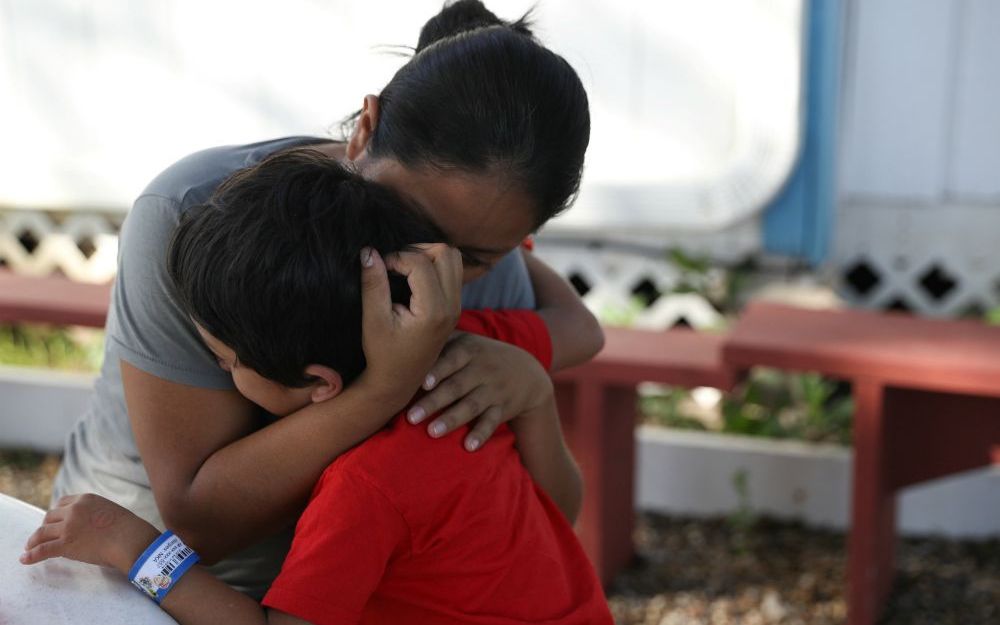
[345,94,380,162]
[303,365,344,403]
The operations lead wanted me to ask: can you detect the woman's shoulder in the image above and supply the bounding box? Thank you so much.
[138,136,330,210]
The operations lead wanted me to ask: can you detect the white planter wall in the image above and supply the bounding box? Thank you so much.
[0,367,93,452]
[637,426,1000,539]
[636,426,852,528]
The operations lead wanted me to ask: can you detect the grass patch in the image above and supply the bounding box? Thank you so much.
[0,324,103,372]
[0,449,47,470]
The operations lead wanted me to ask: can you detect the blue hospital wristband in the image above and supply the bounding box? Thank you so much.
[127,530,200,604]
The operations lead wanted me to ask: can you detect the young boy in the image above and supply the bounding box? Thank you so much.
[21,151,614,625]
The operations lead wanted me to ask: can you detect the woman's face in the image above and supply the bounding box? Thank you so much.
[363,158,537,283]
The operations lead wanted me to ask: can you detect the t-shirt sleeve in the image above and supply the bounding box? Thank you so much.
[104,194,234,389]
[460,249,536,310]
[456,310,553,370]
[262,469,409,625]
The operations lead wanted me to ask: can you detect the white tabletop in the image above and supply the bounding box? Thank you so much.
[0,493,177,625]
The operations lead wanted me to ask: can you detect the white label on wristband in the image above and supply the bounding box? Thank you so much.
[131,533,197,600]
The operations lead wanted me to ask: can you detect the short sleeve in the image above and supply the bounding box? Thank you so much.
[262,469,409,625]
[460,249,536,310]
[104,194,234,389]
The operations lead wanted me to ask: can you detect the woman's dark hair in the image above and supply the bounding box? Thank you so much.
[353,0,590,228]
[167,149,444,387]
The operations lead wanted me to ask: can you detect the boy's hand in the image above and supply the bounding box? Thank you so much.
[20,494,159,575]
[356,244,463,407]
[406,333,553,451]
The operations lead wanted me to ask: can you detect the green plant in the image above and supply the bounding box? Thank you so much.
[728,468,756,553]
[0,449,48,471]
[638,369,854,445]
[718,369,853,445]
[666,248,733,314]
[795,373,854,445]
[597,295,648,328]
[638,387,709,431]
[0,324,103,372]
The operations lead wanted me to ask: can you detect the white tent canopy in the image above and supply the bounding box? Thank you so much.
[0,0,803,234]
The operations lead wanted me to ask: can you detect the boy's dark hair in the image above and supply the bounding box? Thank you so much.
[345,0,590,228]
[167,149,444,387]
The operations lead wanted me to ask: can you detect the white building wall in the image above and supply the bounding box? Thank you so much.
[835,0,1000,315]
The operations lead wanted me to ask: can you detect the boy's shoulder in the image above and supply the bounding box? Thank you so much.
[308,309,551,522]
[311,413,521,520]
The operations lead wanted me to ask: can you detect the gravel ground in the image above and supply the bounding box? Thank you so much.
[0,450,59,509]
[609,514,1000,625]
[3,451,999,624]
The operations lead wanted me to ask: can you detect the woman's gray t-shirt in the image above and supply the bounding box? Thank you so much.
[52,136,535,598]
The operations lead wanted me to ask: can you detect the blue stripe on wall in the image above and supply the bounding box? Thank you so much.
[762,0,844,265]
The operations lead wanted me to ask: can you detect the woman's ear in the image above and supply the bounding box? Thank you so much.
[345,94,380,161]
[303,365,344,403]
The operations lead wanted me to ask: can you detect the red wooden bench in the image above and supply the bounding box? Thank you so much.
[554,327,739,584]
[0,270,111,328]
[723,301,1000,625]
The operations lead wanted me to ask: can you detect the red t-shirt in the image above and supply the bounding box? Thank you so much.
[262,310,613,625]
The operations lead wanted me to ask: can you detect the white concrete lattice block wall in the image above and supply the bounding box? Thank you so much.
[0,211,120,284]
[0,210,733,332]
[532,243,727,330]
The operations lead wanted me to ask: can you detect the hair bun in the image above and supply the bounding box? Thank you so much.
[416,0,534,51]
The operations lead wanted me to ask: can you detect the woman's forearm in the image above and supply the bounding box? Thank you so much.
[194,387,405,559]
[130,367,412,564]
[522,250,604,370]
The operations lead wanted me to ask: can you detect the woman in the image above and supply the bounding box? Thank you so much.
[52,0,599,599]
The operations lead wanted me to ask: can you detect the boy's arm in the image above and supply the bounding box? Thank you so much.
[158,569,309,625]
[422,309,583,520]
[123,365,400,564]
[405,308,582,521]
[126,247,460,564]
[522,249,605,371]
[20,495,313,625]
[510,393,583,523]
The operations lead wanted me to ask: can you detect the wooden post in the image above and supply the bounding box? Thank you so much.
[848,379,895,625]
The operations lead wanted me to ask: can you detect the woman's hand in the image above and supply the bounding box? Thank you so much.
[356,244,463,408]
[405,333,554,451]
[20,494,159,575]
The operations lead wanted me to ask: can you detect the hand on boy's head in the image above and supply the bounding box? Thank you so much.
[357,244,463,404]
[20,494,159,575]
[407,332,553,451]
